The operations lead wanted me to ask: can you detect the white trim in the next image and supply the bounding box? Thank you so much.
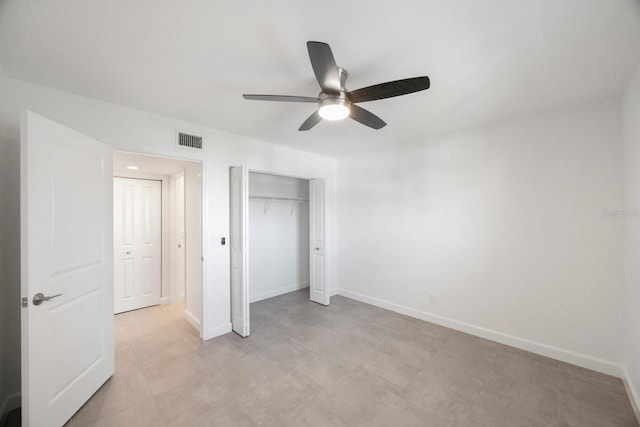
[184,309,201,332]
[250,282,310,303]
[0,392,21,425]
[160,297,171,305]
[199,159,207,341]
[206,322,233,339]
[623,366,640,423]
[335,289,624,377]
[329,288,339,297]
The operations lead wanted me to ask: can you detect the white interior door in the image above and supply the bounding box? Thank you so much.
[309,178,329,305]
[21,111,114,427]
[113,178,162,314]
[230,166,250,337]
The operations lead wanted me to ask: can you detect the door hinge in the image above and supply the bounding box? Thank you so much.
[21,297,28,308]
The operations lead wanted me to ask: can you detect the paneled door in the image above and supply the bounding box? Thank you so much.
[113,178,162,314]
[21,111,114,427]
[309,178,329,305]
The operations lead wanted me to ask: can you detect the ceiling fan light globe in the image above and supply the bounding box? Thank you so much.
[319,104,350,121]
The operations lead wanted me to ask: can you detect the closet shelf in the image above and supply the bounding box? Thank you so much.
[249,195,308,215]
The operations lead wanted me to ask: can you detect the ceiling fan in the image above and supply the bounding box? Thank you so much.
[243,41,430,131]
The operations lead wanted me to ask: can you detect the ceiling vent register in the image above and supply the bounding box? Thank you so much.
[177,132,203,149]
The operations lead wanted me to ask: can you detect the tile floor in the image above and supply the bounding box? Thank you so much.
[65,290,638,426]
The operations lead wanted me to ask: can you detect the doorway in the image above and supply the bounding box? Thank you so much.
[249,172,310,303]
[113,151,203,335]
[229,166,329,337]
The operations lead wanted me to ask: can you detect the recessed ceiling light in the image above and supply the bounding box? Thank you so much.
[126,165,139,170]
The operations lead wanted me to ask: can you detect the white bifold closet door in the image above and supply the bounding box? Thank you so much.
[309,178,329,305]
[113,178,162,314]
[230,166,250,337]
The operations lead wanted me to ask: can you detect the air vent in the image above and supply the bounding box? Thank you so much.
[177,132,203,149]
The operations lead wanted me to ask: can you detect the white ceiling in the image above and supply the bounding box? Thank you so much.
[1,1,639,157]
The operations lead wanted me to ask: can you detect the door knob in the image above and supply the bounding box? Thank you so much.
[126,250,131,255]
[33,292,62,306]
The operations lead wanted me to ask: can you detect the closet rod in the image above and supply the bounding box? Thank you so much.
[249,195,308,215]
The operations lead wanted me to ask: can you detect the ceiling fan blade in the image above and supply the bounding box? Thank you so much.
[350,104,386,129]
[299,110,322,131]
[307,41,341,94]
[348,76,430,103]
[243,94,318,103]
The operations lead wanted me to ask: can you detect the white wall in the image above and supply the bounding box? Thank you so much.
[0,64,6,418]
[4,78,338,346]
[0,66,21,417]
[623,63,640,417]
[249,173,310,302]
[337,99,624,374]
[183,161,202,328]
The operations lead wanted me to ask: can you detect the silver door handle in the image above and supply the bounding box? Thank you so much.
[126,250,131,255]
[33,292,62,306]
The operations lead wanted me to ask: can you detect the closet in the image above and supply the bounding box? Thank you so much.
[248,172,310,302]
[230,166,328,337]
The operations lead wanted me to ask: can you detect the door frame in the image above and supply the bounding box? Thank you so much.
[113,150,206,338]
[230,167,330,335]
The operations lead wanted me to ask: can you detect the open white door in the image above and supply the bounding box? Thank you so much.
[21,111,114,427]
[230,166,250,337]
[309,179,329,305]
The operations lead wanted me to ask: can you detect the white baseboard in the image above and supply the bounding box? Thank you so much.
[623,366,640,423]
[160,297,171,305]
[204,322,233,340]
[184,309,201,334]
[250,282,310,303]
[335,289,624,377]
[0,392,21,424]
[330,288,339,297]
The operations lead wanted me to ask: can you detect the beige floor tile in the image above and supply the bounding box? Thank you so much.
[153,373,237,423]
[164,398,255,427]
[141,351,209,396]
[284,400,350,427]
[318,370,399,425]
[65,366,153,425]
[558,393,638,427]
[68,290,636,427]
